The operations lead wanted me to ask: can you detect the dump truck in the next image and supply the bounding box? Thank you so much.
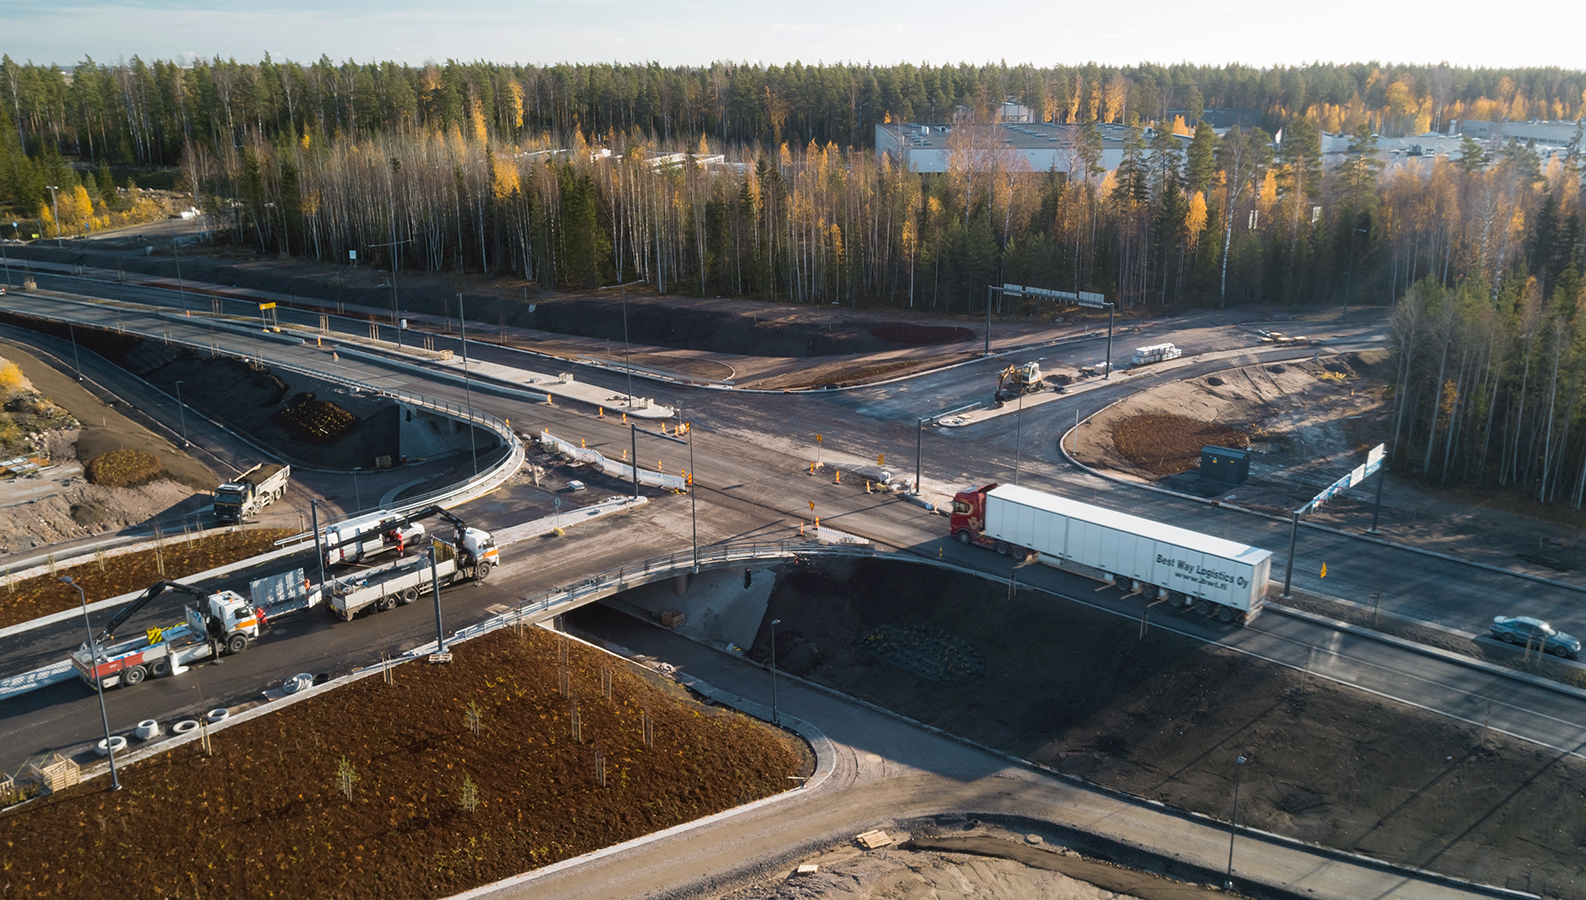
[948,483,1271,624]
[994,361,1046,407]
[214,462,290,522]
[69,582,264,689]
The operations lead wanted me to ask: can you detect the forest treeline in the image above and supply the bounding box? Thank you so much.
[1,55,1585,505]
[4,56,1586,166]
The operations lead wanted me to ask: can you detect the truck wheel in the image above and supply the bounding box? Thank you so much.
[475,561,493,581]
[122,665,147,687]
[399,587,419,605]
[1216,605,1236,623]
[1194,599,1212,616]
[956,530,972,545]
[994,541,1009,556]
[149,659,172,678]
[376,595,396,612]
[225,633,249,655]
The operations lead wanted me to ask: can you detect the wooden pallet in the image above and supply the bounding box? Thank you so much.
[855,829,893,850]
[660,609,685,629]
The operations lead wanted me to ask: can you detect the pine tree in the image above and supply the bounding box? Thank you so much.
[1184,120,1216,195]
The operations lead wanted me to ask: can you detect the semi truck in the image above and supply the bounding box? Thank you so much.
[69,582,264,689]
[214,462,290,522]
[949,483,1272,624]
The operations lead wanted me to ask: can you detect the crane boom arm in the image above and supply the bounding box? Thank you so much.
[99,581,214,643]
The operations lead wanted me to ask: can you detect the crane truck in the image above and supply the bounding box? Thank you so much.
[949,483,1272,625]
[214,462,290,523]
[303,506,500,618]
[69,582,264,689]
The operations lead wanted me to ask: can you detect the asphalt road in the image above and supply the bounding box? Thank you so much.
[1,276,1577,898]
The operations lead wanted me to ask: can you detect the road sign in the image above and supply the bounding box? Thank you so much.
[1304,442,1386,512]
[258,302,276,310]
[1001,284,1107,308]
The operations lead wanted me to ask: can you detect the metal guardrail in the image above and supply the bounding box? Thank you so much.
[9,300,524,527]
[448,540,876,644]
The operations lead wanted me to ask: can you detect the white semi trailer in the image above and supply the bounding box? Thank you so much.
[949,483,1271,624]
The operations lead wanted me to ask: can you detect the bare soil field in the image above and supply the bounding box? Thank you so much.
[1071,351,1586,583]
[0,528,294,628]
[0,627,806,900]
[0,339,219,555]
[751,559,1586,899]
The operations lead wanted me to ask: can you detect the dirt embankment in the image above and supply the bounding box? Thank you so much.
[748,559,1586,899]
[14,242,981,360]
[1075,356,1383,491]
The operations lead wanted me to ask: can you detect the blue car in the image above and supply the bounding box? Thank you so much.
[1489,616,1581,659]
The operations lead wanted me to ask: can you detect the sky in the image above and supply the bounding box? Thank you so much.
[2,0,1580,71]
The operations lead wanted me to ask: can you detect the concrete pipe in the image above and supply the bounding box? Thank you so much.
[134,719,161,741]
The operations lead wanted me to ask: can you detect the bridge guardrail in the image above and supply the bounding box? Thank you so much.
[448,540,876,644]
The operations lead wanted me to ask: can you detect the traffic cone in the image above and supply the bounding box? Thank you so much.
[834,470,841,484]
[598,407,604,418]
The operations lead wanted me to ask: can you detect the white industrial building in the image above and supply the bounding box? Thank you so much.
[875,120,1190,175]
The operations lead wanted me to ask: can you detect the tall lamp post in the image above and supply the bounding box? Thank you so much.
[62,576,121,791]
[1344,226,1368,312]
[173,380,190,448]
[173,239,187,315]
[369,238,410,347]
[456,293,479,476]
[2,222,12,288]
[45,185,61,248]
[67,322,83,381]
[768,618,782,725]
[1224,754,1248,889]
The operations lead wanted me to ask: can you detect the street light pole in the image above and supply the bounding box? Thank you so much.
[769,618,782,725]
[915,416,925,494]
[1224,755,1248,889]
[456,293,479,476]
[622,290,635,408]
[369,238,410,347]
[67,322,83,381]
[173,381,189,448]
[1014,387,1025,485]
[351,467,363,513]
[173,239,187,314]
[45,185,61,248]
[63,576,121,791]
[686,413,698,573]
[1281,509,1300,599]
[1344,226,1367,313]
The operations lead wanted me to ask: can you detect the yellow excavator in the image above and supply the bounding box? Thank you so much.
[994,361,1046,407]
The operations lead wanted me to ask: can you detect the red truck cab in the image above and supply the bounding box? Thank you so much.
[948,484,997,546]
